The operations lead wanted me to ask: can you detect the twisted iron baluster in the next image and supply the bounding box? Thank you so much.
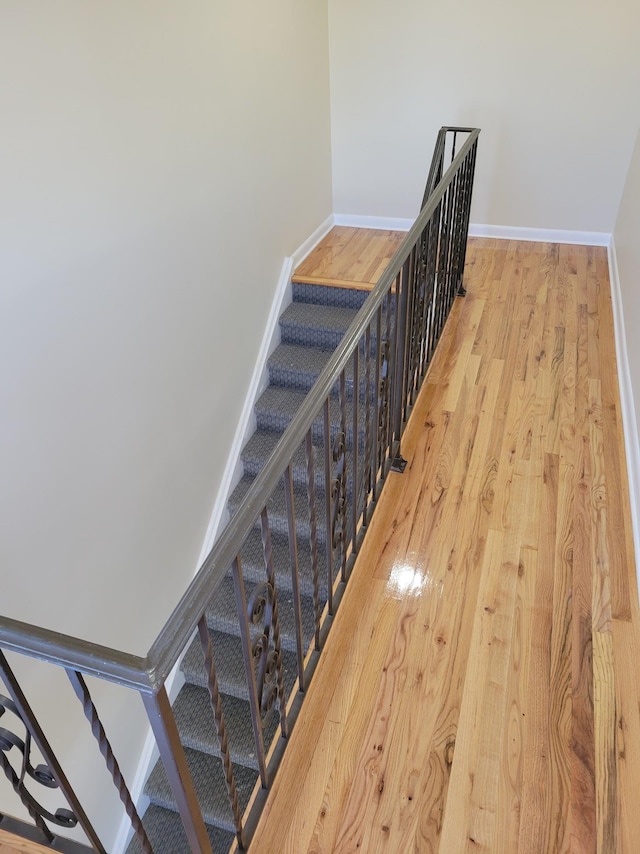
[66,671,152,854]
[260,508,288,738]
[305,429,322,651]
[232,554,268,786]
[0,748,53,841]
[197,617,244,849]
[283,464,306,690]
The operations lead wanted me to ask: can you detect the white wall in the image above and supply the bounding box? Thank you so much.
[0,0,331,845]
[328,0,640,233]
[613,128,640,573]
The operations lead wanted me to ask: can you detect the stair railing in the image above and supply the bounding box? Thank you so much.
[0,127,479,853]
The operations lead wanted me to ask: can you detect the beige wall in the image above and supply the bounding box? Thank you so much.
[328,0,640,232]
[0,1,331,845]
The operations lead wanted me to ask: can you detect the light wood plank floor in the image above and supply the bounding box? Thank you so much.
[292,226,405,290]
[0,828,50,854]
[251,238,640,853]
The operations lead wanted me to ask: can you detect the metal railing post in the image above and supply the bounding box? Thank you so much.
[141,687,212,854]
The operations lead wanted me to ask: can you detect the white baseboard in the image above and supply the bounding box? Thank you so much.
[333,213,414,232]
[196,215,333,563]
[112,213,335,853]
[469,222,611,247]
[607,238,640,592]
[292,214,335,268]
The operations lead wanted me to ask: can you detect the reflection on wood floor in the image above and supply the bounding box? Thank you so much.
[251,238,640,853]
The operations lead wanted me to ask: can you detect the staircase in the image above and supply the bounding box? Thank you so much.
[128,280,372,853]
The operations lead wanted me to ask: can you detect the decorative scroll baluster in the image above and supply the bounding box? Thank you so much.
[231,555,268,787]
[0,746,53,842]
[66,671,152,854]
[323,398,334,615]
[197,617,244,849]
[377,337,391,476]
[260,508,288,738]
[0,652,105,853]
[283,464,306,691]
[363,323,373,526]
[304,430,322,651]
[351,346,359,556]
[330,371,348,582]
[372,307,382,495]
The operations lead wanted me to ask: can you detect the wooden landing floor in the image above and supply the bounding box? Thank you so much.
[251,239,640,853]
[292,226,405,289]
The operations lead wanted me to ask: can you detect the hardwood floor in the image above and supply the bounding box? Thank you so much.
[292,226,405,289]
[0,829,50,854]
[250,238,640,853]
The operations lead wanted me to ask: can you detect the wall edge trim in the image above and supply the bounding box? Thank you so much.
[607,236,640,595]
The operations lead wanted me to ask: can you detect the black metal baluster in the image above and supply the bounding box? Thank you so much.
[391,259,411,472]
[379,289,394,477]
[283,466,306,691]
[323,398,334,616]
[456,143,478,296]
[362,323,372,526]
[197,617,244,850]
[141,687,212,854]
[351,346,359,556]
[230,555,268,788]
[260,509,288,738]
[0,652,105,853]
[372,308,382,496]
[428,204,442,364]
[338,371,348,581]
[445,173,457,308]
[442,176,455,310]
[66,671,151,854]
[436,191,448,340]
[304,430,322,651]
[423,209,439,374]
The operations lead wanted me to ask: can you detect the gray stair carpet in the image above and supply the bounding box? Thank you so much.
[130,280,369,853]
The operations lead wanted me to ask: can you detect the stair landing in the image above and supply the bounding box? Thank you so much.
[292,226,406,290]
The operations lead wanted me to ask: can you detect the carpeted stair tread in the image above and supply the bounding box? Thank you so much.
[145,747,257,834]
[293,281,371,310]
[268,343,334,393]
[255,385,365,445]
[232,525,329,600]
[171,684,280,771]
[204,573,318,653]
[126,805,235,854]
[241,428,328,493]
[268,343,377,398]
[228,474,330,545]
[279,302,359,349]
[181,629,300,700]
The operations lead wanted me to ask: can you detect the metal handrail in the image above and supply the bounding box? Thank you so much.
[0,127,480,693]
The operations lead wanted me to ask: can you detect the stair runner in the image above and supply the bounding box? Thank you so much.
[128,282,372,853]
